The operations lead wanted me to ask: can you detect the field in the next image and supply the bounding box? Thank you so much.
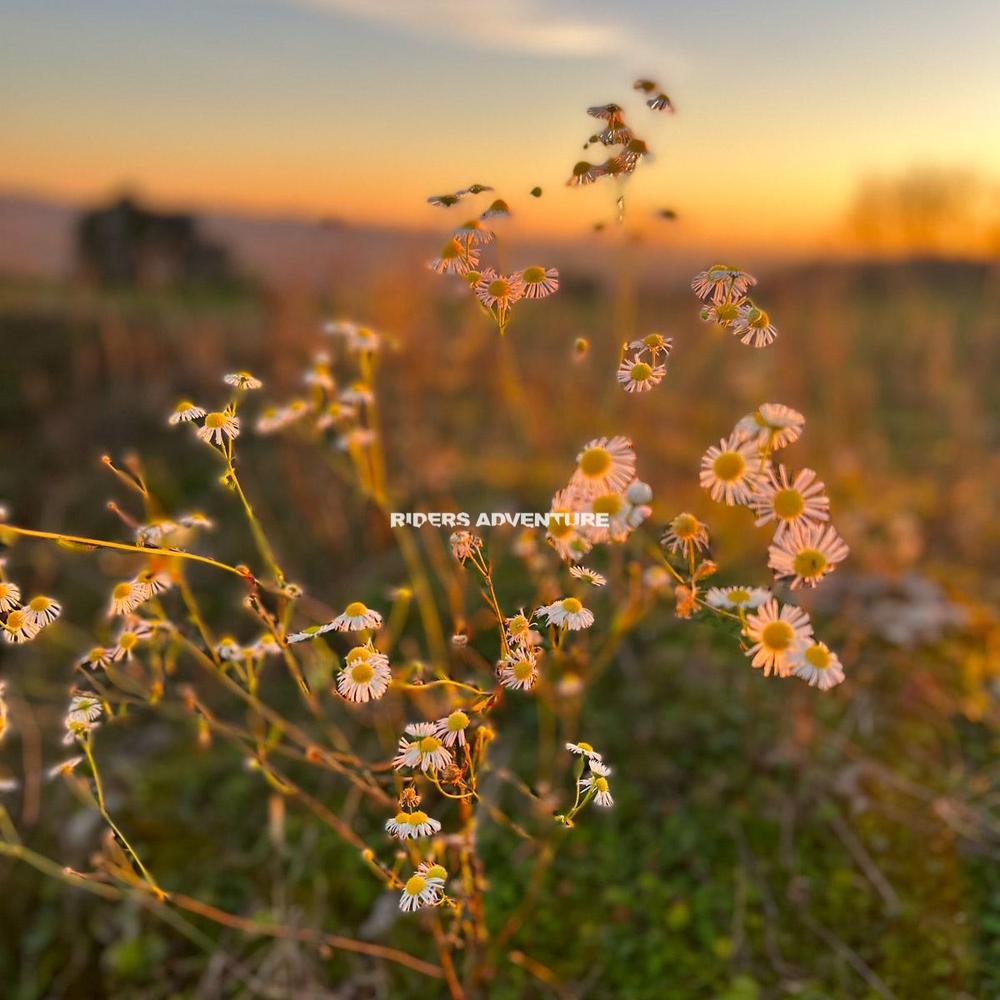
[0,254,998,999]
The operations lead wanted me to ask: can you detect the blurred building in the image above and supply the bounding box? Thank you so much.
[76,195,235,288]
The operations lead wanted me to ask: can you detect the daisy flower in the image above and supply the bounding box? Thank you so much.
[108,579,149,617]
[0,581,21,612]
[584,489,631,543]
[79,646,112,670]
[336,648,391,703]
[2,609,40,643]
[47,755,84,779]
[224,371,262,390]
[546,489,591,562]
[110,620,154,661]
[565,741,603,763]
[64,693,102,741]
[453,219,496,248]
[732,303,778,347]
[505,611,533,643]
[768,523,849,589]
[330,602,383,632]
[705,586,772,611]
[699,434,761,505]
[580,761,614,807]
[449,530,481,563]
[415,861,449,890]
[567,161,605,186]
[23,595,61,629]
[699,301,742,328]
[475,271,524,320]
[617,354,666,393]
[398,872,440,912]
[537,597,594,631]
[168,400,205,425]
[498,650,541,691]
[571,436,636,498]
[216,636,244,661]
[428,237,479,275]
[743,599,813,677]
[621,138,651,169]
[392,722,454,773]
[520,266,559,299]
[480,198,511,220]
[385,810,442,841]
[629,332,673,359]
[587,103,624,121]
[662,511,709,557]
[752,465,830,539]
[734,403,805,450]
[790,640,845,690]
[570,565,606,587]
[197,411,240,446]
[691,264,756,304]
[435,710,471,748]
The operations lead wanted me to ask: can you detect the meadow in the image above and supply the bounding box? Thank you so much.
[0,246,997,1000]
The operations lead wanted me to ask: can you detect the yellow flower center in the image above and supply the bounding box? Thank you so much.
[488,278,509,298]
[793,549,828,578]
[573,161,592,177]
[441,240,460,260]
[512,660,534,681]
[773,488,805,519]
[508,615,529,636]
[425,864,447,881]
[804,644,831,669]
[119,632,138,650]
[591,494,623,517]
[418,736,443,754]
[629,362,653,381]
[29,596,51,612]
[750,308,769,328]
[6,610,26,630]
[576,742,594,752]
[447,711,469,732]
[205,412,226,429]
[715,303,740,323]
[642,333,665,349]
[712,451,745,482]
[595,777,609,793]
[405,875,426,896]
[344,601,368,618]
[728,588,751,604]
[345,646,370,664]
[112,582,133,601]
[579,447,611,477]
[350,662,374,683]
[671,513,699,539]
[548,514,573,539]
[523,266,545,284]
[561,598,583,614]
[175,400,196,412]
[761,621,794,652]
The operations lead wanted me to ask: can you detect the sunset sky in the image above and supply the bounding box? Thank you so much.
[3,0,1000,253]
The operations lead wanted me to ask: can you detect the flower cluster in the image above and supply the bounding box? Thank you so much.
[0,574,61,645]
[693,264,777,348]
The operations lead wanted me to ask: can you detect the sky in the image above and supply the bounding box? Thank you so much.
[2,0,1000,253]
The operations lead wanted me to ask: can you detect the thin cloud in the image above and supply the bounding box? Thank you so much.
[282,0,636,57]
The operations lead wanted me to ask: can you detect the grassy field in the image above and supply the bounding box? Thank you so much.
[0,259,997,998]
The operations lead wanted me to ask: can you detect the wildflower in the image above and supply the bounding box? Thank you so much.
[168,400,206,425]
[734,403,805,450]
[601,154,632,177]
[108,579,148,617]
[416,861,449,890]
[197,411,240,446]
[790,640,846,690]
[480,198,511,219]
[429,711,471,751]
[392,722,454,773]
[428,237,478,275]
[699,434,761,505]
[537,597,594,631]
[0,581,21,612]
[499,650,541,691]
[475,271,524,320]
[330,601,383,632]
[587,103,624,121]
[705,586,771,610]
[79,646,112,670]
[768,523,849,589]
[23,596,61,629]
[506,611,533,643]
[453,218,495,246]
[399,873,440,912]
[629,332,673,359]
[248,634,282,658]
[47,755,84,779]
[570,565,606,587]
[662,512,709,557]
[64,693,102,741]
[585,489,631,543]
[674,584,696,618]
[732,303,778,347]
[691,264,757,304]
[336,647,391,703]
[216,636,244,660]
[567,161,605,186]
[224,371,262,390]
[616,354,666,393]
[286,623,334,643]
[110,620,153,661]
[743,599,813,677]
[2,609,40,643]
[580,761,614,807]
[565,741,603,763]
[385,810,442,840]
[699,301,742,328]
[449,530,482,563]
[571,436,636,498]
[520,265,559,299]
[752,465,830,539]
[647,92,674,112]
[546,489,591,562]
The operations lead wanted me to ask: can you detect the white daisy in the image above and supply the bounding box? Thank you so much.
[0,581,22,612]
[628,332,673,360]
[392,722,454,773]
[47,755,84,779]
[385,810,442,840]
[705,586,772,610]
[662,512,710,557]
[197,411,240,446]
[398,873,440,912]
[168,400,206,425]
[691,264,756,304]
[743,599,814,677]
[2,609,40,644]
[435,710,471,748]
[571,436,636,498]
[733,403,805,450]
[768,523,849,589]
[699,434,761,505]
[616,355,666,393]
[731,303,778,348]
[580,761,614,807]
[224,371,262,390]
[79,646,112,670]
[108,579,149,617]
[790,640,845,690]
[498,651,541,691]
[520,265,559,299]
[110,620,154,661]
[330,602,383,632]
[752,465,830,539]
[569,565,606,587]
[546,489,592,562]
[336,648,391,703]
[565,741,603,763]
[23,595,61,628]
[537,597,594,631]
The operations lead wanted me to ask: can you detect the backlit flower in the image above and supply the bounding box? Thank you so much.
[752,465,830,539]
[435,710,471,748]
[197,411,240,446]
[224,371,262,390]
[705,586,771,610]
[734,403,805,450]
[661,512,709,557]
[428,237,479,275]
[628,332,673,359]
[565,741,603,762]
[616,354,666,392]
[23,595,61,628]
[699,434,761,505]
[768,523,849,589]
[330,602,383,632]
[732,303,778,347]
[790,640,845,690]
[691,264,756,304]
[571,436,636,498]
[567,161,605,186]
[0,581,21,612]
[399,873,439,912]
[580,760,614,807]
[743,599,813,677]
[499,648,542,691]
[108,579,149,617]
[385,810,442,840]
[569,565,606,587]
[336,646,391,703]
[168,400,206,425]
[392,722,454,773]
[537,596,594,631]
[520,266,559,299]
